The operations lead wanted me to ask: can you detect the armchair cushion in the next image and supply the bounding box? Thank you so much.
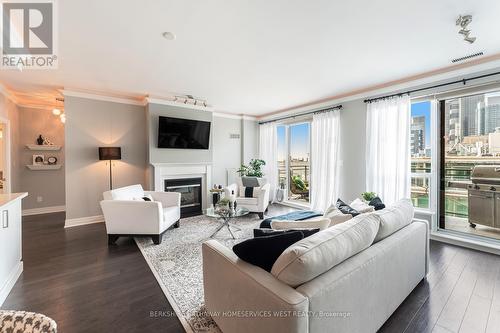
[145,191,181,208]
[236,197,258,206]
[239,186,260,198]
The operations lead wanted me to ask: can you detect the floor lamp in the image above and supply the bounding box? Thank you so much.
[99,147,121,190]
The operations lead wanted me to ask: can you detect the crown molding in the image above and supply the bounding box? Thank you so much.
[62,89,146,106]
[0,84,19,105]
[146,97,214,112]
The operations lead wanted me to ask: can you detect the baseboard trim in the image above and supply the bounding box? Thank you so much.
[430,232,500,256]
[65,215,104,228]
[22,205,66,216]
[0,261,23,307]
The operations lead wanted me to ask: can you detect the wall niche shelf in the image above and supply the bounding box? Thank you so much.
[26,144,62,151]
[26,165,62,171]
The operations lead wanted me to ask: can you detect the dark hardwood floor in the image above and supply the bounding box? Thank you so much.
[2,212,184,333]
[2,206,500,333]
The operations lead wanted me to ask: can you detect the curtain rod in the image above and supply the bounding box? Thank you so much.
[258,104,343,125]
[363,71,500,103]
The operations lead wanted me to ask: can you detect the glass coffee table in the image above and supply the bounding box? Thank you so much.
[205,207,250,239]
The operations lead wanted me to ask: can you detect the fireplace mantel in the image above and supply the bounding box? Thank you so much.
[151,163,212,209]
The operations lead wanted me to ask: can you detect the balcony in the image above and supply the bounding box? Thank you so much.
[278,161,310,206]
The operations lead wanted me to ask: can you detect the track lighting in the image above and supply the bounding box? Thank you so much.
[456,15,476,44]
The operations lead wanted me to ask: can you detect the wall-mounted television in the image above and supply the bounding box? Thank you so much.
[157,116,211,149]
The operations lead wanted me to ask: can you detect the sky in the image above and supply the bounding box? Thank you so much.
[411,101,431,147]
[277,123,310,160]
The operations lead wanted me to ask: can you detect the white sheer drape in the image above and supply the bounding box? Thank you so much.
[259,123,278,202]
[366,95,411,205]
[310,110,340,212]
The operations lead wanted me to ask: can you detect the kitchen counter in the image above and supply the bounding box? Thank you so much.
[0,192,27,306]
[0,192,28,208]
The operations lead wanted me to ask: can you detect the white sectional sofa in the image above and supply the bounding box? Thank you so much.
[202,199,429,333]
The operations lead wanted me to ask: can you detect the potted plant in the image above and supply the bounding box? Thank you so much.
[237,159,266,186]
[361,192,377,202]
[237,159,266,177]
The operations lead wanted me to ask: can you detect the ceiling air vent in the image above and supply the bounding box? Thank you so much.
[451,51,484,63]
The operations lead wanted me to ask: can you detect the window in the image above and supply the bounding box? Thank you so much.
[440,91,500,241]
[410,101,433,210]
[276,122,311,206]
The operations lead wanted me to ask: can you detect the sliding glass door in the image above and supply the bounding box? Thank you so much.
[277,122,311,206]
[439,91,500,241]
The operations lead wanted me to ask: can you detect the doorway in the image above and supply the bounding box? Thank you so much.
[0,118,10,194]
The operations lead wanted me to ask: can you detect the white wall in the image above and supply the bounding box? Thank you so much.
[242,119,259,164]
[65,96,147,221]
[212,116,242,186]
[337,98,367,202]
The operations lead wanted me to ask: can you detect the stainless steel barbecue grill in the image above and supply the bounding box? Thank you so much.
[465,165,500,229]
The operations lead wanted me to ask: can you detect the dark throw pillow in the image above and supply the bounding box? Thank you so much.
[253,228,320,238]
[369,197,386,211]
[336,199,360,216]
[244,187,255,198]
[233,231,304,272]
[142,196,152,201]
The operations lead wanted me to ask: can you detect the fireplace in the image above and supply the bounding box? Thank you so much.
[165,178,202,217]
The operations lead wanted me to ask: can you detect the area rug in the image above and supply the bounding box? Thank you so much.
[135,214,261,333]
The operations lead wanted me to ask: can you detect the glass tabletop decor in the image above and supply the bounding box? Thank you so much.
[204,207,250,239]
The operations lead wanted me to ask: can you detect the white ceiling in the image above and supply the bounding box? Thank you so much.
[1,0,500,115]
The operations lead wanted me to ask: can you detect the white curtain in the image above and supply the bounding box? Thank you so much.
[259,123,278,201]
[366,95,411,205]
[310,110,340,212]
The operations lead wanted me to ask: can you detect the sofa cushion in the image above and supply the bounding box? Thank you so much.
[254,228,320,238]
[373,198,414,242]
[369,196,386,210]
[271,213,380,287]
[271,218,331,231]
[323,204,353,226]
[236,197,258,206]
[350,198,375,213]
[233,231,304,272]
[336,199,360,216]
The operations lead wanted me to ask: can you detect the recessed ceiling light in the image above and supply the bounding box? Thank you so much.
[162,32,176,40]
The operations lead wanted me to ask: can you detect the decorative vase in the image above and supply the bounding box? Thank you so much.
[36,135,44,145]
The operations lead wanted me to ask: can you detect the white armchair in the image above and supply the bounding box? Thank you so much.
[224,181,270,219]
[100,184,181,245]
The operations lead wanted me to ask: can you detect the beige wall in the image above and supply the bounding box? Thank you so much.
[18,107,65,210]
[65,96,147,220]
